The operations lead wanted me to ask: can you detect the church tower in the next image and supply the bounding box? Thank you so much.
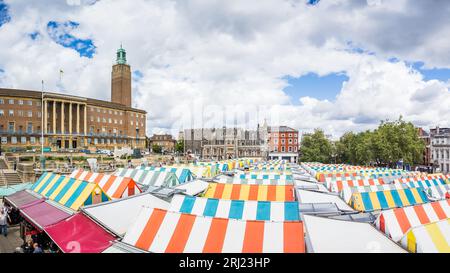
[111,45,132,107]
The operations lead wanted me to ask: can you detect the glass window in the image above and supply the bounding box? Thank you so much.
[11,137,17,144]
[27,100,33,106]
[8,99,14,104]
[27,123,32,133]
[21,137,27,144]
[120,120,123,125]
[0,99,3,104]
[0,110,3,116]
[1,137,7,144]
[37,112,41,118]
[19,100,23,105]
[36,101,41,107]
[28,111,32,117]
[30,137,36,144]
[8,122,14,132]
[97,117,100,122]
[108,118,112,123]
[18,110,23,117]
[9,110,14,116]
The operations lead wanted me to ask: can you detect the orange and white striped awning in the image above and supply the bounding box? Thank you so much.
[70,169,141,199]
[122,207,305,253]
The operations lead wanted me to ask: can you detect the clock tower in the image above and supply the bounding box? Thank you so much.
[111,45,132,107]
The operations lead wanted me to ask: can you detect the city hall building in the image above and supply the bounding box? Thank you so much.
[0,47,147,151]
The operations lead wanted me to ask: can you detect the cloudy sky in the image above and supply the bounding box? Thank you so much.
[1,0,450,138]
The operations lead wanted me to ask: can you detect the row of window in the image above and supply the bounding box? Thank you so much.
[0,99,41,106]
[272,133,298,138]
[87,138,142,145]
[273,146,298,152]
[1,122,39,133]
[432,149,450,160]
[90,116,144,127]
[89,107,145,119]
[0,109,41,118]
[273,138,298,144]
[1,136,42,145]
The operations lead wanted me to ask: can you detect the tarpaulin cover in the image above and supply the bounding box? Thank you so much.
[123,207,305,253]
[31,172,111,211]
[20,201,72,230]
[70,169,142,199]
[169,195,300,221]
[4,190,43,208]
[400,218,450,253]
[375,200,450,242]
[44,213,115,253]
[349,188,429,212]
[0,183,33,197]
[203,183,295,201]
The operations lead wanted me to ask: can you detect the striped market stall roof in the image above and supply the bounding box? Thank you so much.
[169,195,300,221]
[340,184,410,203]
[327,178,385,193]
[203,183,295,201]
[137,167,195,183]
[423,184,450,200]
[349,188,429,212]
[122,207,305,253]
[31,172,110,211]
[70,169,142,199]
[114,169,180,188]
[393,177,447,187]
[400,218,450,253]
[375,200,450,242]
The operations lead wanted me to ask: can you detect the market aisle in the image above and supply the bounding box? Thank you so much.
[0,226,22,253]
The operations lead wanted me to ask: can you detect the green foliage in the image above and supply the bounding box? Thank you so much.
[152,144,163,154]
[334,117,425,166]
[300,129,333,163]
[175,140,184,153]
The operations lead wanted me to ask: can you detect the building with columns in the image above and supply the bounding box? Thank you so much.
[0,46,147,151]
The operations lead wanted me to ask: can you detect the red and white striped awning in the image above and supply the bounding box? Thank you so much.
[70,169,141,199]
[122,207,305,253]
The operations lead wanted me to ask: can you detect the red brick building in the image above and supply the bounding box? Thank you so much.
[267,126,299,162]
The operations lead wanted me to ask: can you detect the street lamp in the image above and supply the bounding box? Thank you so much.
[40,80,46,170]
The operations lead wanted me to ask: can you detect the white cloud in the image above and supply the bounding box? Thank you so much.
[0,0,449,138]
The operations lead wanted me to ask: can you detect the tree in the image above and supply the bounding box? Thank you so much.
[300,129,333,163]
[152,144,162,154]
[175,140,184,154]
[334,117,425,166]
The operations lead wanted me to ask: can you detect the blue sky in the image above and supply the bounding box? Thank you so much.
[47,20,96,58]
[413,62,450,82]
[283,73,349,104]
[0,0,10,27]
[282,60,450,105]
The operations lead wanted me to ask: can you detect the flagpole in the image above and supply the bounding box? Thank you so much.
[41,80,44,157]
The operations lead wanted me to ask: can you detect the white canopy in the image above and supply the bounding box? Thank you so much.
[174,180,209,196]
[294,180,329,193]
[303,215,407,253]
[82,192,169,237]
[295,189,354,211]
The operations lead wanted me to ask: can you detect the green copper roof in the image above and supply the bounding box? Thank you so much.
[116,45,127,64]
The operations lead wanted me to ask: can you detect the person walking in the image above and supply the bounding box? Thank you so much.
[33,243,43,253]
[0,209,10,237]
